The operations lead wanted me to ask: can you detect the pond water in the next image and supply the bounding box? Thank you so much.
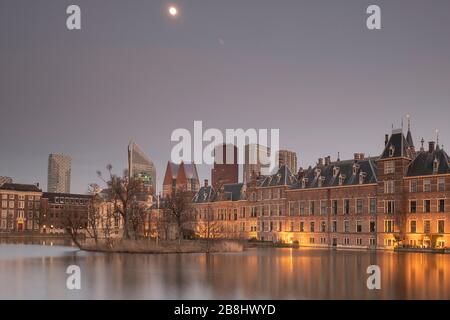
[0,244,449,299]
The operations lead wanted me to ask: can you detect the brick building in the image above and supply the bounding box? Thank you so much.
[0,183,42,232]
[190,124,450,250]
[211,144,238,189]
[162,161,200,197]
[40,192,92,233]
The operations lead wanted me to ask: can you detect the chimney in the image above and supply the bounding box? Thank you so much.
[35,182,40,188]
[385,134,389,146]
[429,141,435,153]
[318,158,324,166]
[325,156,331,166]
[204,179,209,187]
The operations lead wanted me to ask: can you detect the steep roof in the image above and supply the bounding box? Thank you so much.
[380,129,413,159]
[258,165,297,187]
[0,183,42,192]
[192,183,245,203]
[406,148,450,177]
[291,157,378,190]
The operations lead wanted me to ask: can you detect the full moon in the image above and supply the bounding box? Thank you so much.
[168,6,178,17]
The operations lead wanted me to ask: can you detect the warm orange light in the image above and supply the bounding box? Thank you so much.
[168,6,178,17]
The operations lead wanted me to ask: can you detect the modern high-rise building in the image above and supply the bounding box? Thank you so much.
[278,149,298,175]
[47,154,71,193]
[128,141,157,193]
[243,144,273,183]
[211,144,238,189]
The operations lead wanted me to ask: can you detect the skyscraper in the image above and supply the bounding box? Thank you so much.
[128,141,157,193]
[278,150,298,175]
[211,144,238,189]
[47,154,71,193]
[243,144,273,183]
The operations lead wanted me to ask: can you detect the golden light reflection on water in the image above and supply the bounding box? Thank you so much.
[0,245,450,299]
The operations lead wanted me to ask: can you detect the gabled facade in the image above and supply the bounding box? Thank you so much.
[162,161,200,197]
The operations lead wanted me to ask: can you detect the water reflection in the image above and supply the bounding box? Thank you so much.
[0,244,449,299]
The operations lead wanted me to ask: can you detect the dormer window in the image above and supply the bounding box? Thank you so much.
[318,176,325,188]
[359,172,367,185]
[389,146,395,157]
[333,166,340,178]
[315,168,321,178]
[339,174,346,186]
[433,158,439,174]
[352,164,360,175]
[302,178,308,189]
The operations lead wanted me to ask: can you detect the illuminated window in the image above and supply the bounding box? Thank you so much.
[384,161,395,174]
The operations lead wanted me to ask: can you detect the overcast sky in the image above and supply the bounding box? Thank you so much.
[1,0,450,193]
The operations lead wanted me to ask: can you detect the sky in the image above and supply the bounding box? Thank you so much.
[1,0,450,194]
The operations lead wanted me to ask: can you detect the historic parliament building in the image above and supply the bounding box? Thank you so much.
[191,124,450,250]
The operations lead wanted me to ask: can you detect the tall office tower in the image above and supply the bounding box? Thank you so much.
[47,154,72,193]
[243,144,273,183]
[278,150,298,175]
[128,141,157,194]
[211,144,238,189]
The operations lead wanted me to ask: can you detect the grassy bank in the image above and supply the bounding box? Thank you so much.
[79,239,244,254]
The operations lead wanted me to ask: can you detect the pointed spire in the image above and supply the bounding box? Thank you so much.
[436,129,440,146]
[337,152,341,162]
[420,138,425,151]
[407,114,411,131]
[406,115,414,149]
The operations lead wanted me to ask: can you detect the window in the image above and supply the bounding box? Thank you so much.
[1,194,6,200]
[439,199,445,213]
[410,220,417,233]
[344,220,350,233]
[310,221,315,232]
[424,180,431,192]
[290,221,294,232]
[9,201,14,208]
[1,210,6,219]
[438,220,445,234]
[370,198,377,214]
[356,238,362,246]
[344,199,350,215]
[424,200,431,213]
[320,221,326,232]
[9,194,14,200]
[309,237,315,244]
[384,180,395,194]
[356,199,363,214]
[424,220,431,234]
[389,146,395,157]
[332,220,337,232]
[356,220,362,233]
[433,159,440,174]
[0,220,6,229]
[410,180,417,193]
[386,200,395,214]
[309,201,315,216]
[299,201,305,215]
[18,195,25,200]
[18,201,25,209]
[410,201,417,213]
[370,238,376,246]
[370,221,376,233]
[1,201,7,208]
[300,221,305,232]
[332,200,338,215]
[320,201,327,215]
[384,220,394,233]
[384,161,395,174]
[289,202,296,216]
[438,178,445,192]
[344,238,350,245]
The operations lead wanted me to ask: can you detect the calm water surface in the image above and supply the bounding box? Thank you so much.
[0,243,449,300]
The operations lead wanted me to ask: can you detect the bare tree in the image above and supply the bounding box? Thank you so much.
[62,205,85,248]
[97,164,144,240]
[197,205,222,252]
[162,189,195,244]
